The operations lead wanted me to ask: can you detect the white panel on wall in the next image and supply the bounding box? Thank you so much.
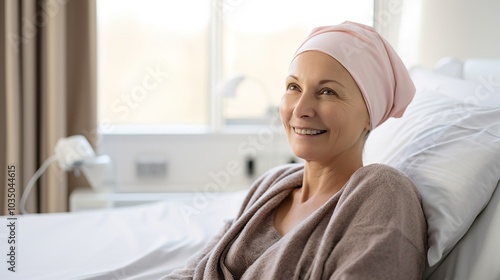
[99,131,296,192]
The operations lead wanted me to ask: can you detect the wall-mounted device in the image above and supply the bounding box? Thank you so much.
[20,135,114,214]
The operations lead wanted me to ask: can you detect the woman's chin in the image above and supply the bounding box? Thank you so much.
[291,149,321,163]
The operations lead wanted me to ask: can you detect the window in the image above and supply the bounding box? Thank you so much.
[97,0,374,132]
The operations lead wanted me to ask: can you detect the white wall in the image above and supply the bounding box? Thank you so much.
[384,0,500,68]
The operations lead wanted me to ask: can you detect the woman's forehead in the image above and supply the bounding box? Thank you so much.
[288,51,353,83]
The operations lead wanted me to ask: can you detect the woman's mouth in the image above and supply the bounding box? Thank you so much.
[293,127,327,135]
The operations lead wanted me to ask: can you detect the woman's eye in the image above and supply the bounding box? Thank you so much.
[320,88,337,96]
[287,84,298,91]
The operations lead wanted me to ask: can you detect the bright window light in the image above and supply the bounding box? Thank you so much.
[97,0,373,131]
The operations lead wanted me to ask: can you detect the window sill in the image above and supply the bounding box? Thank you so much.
[99,123,284,136]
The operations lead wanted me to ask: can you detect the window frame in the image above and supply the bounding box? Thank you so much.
[96,0,376,136]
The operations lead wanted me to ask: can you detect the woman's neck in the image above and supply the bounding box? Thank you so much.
[300,158,363,203]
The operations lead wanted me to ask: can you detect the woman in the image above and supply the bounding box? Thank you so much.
[164,21,427,279]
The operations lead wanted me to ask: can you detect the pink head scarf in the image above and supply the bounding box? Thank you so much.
[292,21,415,129]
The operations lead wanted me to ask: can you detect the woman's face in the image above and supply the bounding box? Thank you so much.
[280,51,370,165]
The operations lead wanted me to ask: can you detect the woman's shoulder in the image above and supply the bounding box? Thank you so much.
[253,163,304,193]
[263,163,305,181]
[337,163,425,237]
[346,163,420,200]
[356,163,415,184]
[237,163,304,214]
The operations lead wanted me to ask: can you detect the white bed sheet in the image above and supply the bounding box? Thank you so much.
[0,190,247,280]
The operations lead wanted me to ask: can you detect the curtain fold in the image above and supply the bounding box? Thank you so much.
[1,0,97,214]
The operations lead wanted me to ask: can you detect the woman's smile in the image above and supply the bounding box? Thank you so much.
[292,127,327,136]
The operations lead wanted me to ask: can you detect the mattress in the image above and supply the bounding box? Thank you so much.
[0,190,248,279]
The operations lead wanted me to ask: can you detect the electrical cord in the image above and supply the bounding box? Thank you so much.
[20,155,58,214]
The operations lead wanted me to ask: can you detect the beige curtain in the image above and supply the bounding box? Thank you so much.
[0,0,97,214]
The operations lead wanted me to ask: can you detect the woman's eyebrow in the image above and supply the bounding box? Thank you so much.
[287,75,345,88]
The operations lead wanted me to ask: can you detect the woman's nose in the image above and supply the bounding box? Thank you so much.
[293,92,316,118]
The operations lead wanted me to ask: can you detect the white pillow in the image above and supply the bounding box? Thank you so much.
[433,56,463,78]
[410,66,500,107]
[364,71,500,266]
[462,59,500,84]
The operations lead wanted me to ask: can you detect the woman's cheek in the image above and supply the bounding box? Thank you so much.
[279,95,293,120]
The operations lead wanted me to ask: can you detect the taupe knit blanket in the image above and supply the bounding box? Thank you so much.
[163,163,427,279]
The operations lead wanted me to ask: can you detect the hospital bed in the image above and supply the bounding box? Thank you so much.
[1,58,499,279]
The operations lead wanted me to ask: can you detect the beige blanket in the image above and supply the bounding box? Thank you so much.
[164,163,427,279]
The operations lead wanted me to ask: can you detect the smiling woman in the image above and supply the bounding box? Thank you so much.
[163,21,427,280]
